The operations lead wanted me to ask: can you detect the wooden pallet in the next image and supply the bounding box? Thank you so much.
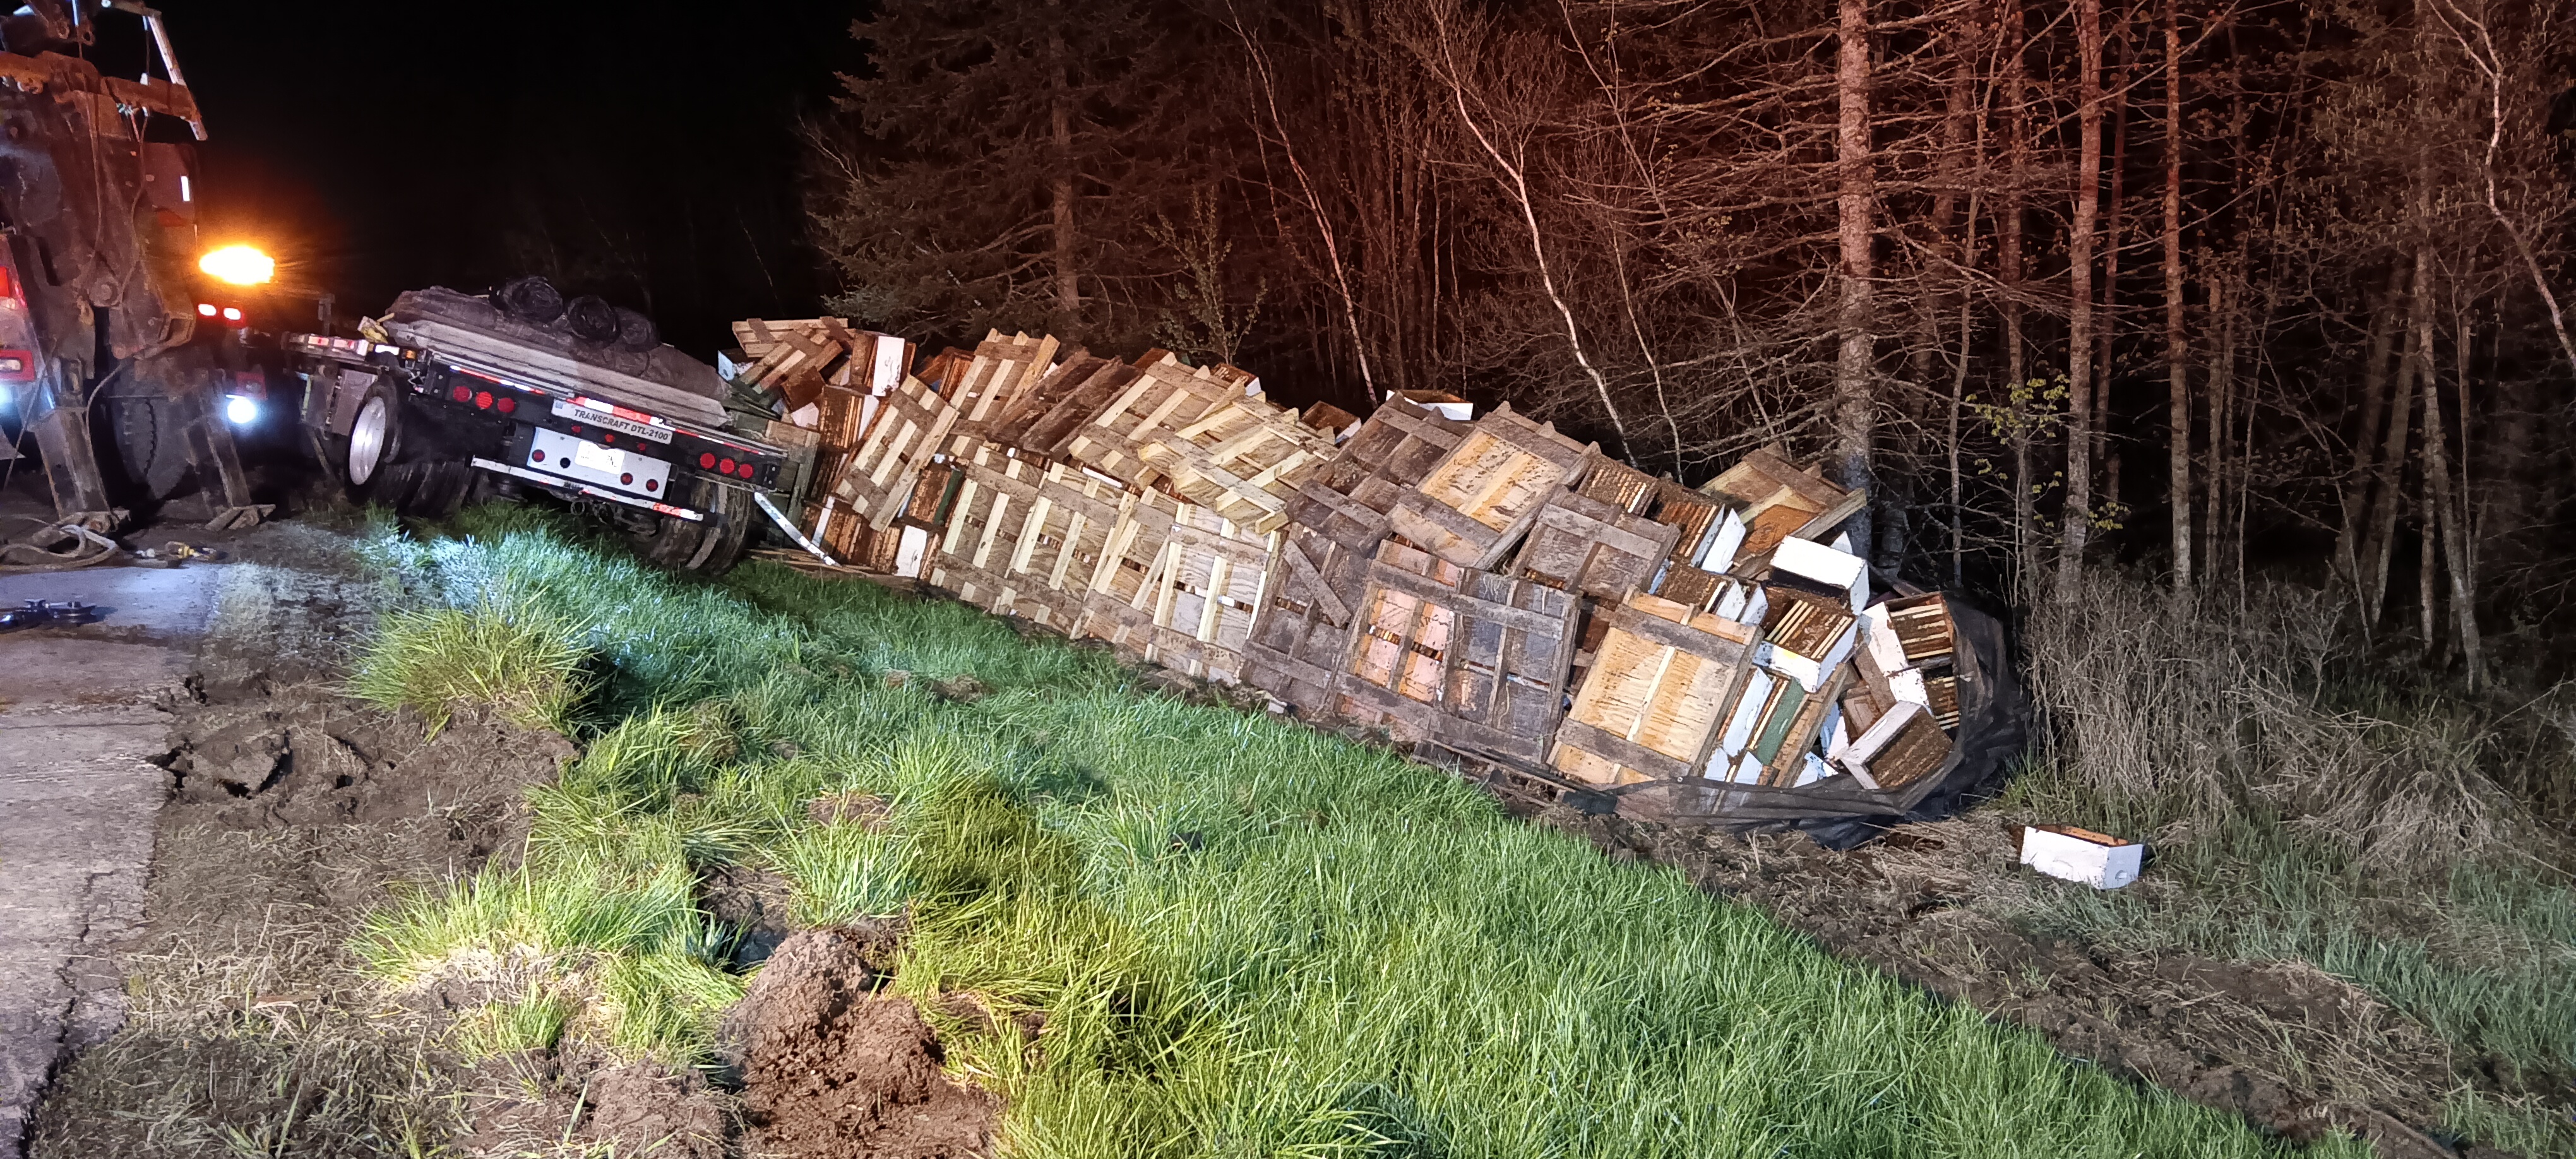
[730,317,861,410]
[1242,522,1371,716]
[1551,593,1757,787]
[924,447,1131,631]
[1333,540,1581,766]
[1387,403,1594,569]
[1060,354,1241,487]
[943,330,1059,455]
[1136,394,1339,534]
[1286,400,1470,552]
[823,374,960,530]
[1021,355,1147,460]
[1075,497,1272,683]
[1510,460,1681,602]
[926,443,1044,610]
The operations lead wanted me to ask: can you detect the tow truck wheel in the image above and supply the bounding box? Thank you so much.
[104,393,191,500]
[630,482,751,575]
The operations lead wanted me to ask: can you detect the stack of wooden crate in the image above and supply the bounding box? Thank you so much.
[744,315,1987,823]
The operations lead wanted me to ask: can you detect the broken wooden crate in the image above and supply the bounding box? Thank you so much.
[1510,457,1680,602]
[1387,403,1594,569]
[1242,522,1372,716]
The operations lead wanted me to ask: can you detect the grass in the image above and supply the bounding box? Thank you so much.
[2015,574,2576,1155]
[348,505,2357,1156]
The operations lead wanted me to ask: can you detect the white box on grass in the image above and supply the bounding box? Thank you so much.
[2020,824,2144,889]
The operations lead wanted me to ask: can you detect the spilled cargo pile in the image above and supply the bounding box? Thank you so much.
[726,321,2024,838]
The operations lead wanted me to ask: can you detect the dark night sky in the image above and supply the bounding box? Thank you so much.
[149,0,869,357]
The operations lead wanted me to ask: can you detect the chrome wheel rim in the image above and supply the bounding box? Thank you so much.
[349,397,388,485]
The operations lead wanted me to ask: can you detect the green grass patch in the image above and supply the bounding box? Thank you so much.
[349,597,590,734]
[348,507,2353,1155]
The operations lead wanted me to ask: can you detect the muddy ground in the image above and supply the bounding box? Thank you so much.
[18,519,2554,1158]
[22,520,998,1159]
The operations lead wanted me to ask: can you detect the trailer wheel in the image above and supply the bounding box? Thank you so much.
[630,483,752,575]
[327,381,469,516]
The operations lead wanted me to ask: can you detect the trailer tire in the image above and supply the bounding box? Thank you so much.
[630,483,751,575]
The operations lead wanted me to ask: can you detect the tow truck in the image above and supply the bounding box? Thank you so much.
[283,282,789,573]
[0,0,270,530]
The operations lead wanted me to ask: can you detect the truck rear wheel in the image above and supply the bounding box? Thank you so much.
[631,483,752,575]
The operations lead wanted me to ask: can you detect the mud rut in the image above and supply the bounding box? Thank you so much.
[18,520,2549,1158]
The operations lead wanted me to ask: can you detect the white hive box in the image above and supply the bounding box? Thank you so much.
[2020,824,2144,889]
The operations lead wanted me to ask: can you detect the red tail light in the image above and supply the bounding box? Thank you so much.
[474,391,493,410]
[698,452,716,469]
[495,396,516,414]
[450,384,472,402]
[0,349,33,383]
[717,458,736,475]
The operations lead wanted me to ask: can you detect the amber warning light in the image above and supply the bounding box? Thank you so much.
[198,245,274,287]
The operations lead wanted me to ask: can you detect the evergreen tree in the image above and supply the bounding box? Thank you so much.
[809,0,1223,343]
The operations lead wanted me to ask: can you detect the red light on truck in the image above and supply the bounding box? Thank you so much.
[495,396,516,414]
[717,458,736,475]
[531,449,546,464]
[698,452,715,469]
[221,307,242,323]
[451,384,471,402]
[474,391,493,410]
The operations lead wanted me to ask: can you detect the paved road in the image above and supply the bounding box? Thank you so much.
[0,565,217,1159]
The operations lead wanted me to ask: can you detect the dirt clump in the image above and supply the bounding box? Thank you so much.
[726,927,998,1159]
[931,674,992,703]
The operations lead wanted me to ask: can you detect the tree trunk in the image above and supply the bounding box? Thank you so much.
[1050,96,1080,325]
[2199,263,2235,588]
[2334,266,2405,623]
[2097,27,2130,485]
[2162,0,2191,592]
[2003,0,2032,590]
[2363,250,2431,631]
[1834,0,1879,562]
[2420,300,2483,684]
[2057,0,2105,599]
